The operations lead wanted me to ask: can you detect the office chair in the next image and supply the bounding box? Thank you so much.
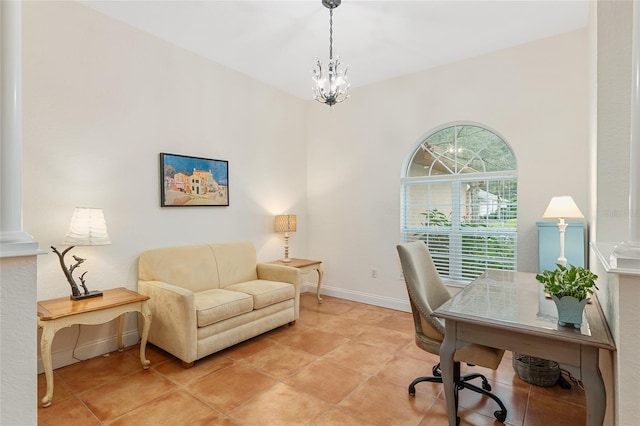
[397,241,508,425]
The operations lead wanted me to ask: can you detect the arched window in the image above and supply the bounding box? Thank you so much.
[401,123,518,283]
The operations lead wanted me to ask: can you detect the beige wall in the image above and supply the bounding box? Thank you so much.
[594,1,632,244]
[306,29,589,305]
[22,1,308,366]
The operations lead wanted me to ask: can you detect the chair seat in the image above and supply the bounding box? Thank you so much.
[415,331,505,370]
[455,344,505,371]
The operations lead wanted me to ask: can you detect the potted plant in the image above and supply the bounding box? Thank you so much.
[535,264,598,328]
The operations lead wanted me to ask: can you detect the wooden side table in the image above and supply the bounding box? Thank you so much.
[269,258,324,303]
[37,287,152,408]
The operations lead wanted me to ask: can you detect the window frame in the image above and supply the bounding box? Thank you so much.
[401,123,518,284]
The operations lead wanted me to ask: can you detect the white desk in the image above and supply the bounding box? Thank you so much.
[433,269,615,426]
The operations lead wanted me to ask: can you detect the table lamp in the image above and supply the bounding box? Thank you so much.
[51,207,112,300]
[274,214,296,263]
[542,196,584,267]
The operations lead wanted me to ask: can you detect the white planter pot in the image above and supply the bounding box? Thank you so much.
[551,295,589,328]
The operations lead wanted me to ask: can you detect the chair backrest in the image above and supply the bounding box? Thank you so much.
[397,241,451,335]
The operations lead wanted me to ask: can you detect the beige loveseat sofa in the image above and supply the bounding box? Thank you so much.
[138,241,300,367]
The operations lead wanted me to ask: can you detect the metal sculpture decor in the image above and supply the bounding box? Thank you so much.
[312,0,350,106]
[52,208,111,300]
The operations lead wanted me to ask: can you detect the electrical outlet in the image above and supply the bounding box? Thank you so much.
[371,268,378,279]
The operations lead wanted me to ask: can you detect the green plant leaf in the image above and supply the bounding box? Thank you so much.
[536,264,598,301]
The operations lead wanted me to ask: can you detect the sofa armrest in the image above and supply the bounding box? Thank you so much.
[257,263,300,285]
[137,280,198,363]
[257,263,301,319]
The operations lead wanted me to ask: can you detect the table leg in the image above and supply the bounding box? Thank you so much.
[582,347,606,426]
[316,266,324,303]
[117,313,125,352]
[441,322,458,426]
[139,302,152,369]
[40,323,56,408]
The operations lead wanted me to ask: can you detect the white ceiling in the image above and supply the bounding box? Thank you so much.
[80,0,590,100]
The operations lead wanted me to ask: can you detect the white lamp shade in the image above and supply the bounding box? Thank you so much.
[274,214,297,233]
[63,208,112,246]
[542,196,584,219]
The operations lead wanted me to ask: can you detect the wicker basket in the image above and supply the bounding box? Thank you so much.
[512,352,560,387]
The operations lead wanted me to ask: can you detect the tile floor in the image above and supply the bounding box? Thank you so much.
[38,293,587,425]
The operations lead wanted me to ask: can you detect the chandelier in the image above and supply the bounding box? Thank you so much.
[312,0,350,106]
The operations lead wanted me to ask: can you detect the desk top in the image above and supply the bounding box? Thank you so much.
[434,270,615,350]
[38,287,149,321]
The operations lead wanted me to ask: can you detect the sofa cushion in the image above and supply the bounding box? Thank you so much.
[195,289,253,327]
[210,241,258,287]
[225,280,294,309]
[139,245,220,293]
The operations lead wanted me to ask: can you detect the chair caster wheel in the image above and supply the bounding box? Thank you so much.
[494,409,507,423]
[482,381,492,391]
[432,364,442,377]
[456,416,461,425]
[408,386,416,397]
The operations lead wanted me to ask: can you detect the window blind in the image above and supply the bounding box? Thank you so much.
[401,168,517,283]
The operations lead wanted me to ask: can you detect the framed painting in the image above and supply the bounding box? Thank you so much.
[160,153,229,207]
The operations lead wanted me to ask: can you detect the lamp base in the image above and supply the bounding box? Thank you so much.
[70,290,103,301]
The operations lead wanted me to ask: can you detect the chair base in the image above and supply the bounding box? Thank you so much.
[409,362,507,424]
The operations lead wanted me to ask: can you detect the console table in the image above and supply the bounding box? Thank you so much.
[433,269,615,426]
[269,258,323,302]
[37,287,152,407]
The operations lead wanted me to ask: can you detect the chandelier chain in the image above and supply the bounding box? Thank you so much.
[329,9,333,61]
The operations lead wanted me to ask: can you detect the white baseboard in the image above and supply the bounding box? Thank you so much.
[301,282,411,313]
[37,329,141,374]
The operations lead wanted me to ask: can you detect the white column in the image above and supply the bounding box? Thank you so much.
[0,0,37,257]
[1,3,39,424]
[630,0,640,242]
[612,0,640,268]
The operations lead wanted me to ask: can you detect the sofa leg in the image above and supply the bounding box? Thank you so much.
[181,360,195,369]
[289,321,296,326]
